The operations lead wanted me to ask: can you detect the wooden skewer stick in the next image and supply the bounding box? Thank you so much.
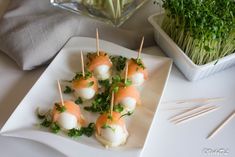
[173,106,218,124]
[162,106,199,111]
[207,110,235,139]
[110,91,114,116]
[174,97,223,104]
[80,50,85,77]
[57,80,65,106]
[169,105,203,121]
[137,36,144,59]
[162,97,224,104]
[124,61,129,84]
[96,28,100,56]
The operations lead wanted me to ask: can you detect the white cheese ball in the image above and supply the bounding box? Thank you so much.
[97,124,128,147]
[130,72,145,86]
[120,97,137,112]
[94,65,111,80]
[75,87,96,100]
[57,112,80,130]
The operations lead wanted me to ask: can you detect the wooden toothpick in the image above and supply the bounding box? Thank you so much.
[207,110,235,139]
[173,106,218,124]
[110,91,114,116]
[138,36,144,59]
[163,97,224,104]
[57,80,64,106]
[96,28,100,56]
[124,61,129,84]
[80,50,85,77]
[169,105,203,121]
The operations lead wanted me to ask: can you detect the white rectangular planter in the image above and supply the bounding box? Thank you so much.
[148,13,235,81]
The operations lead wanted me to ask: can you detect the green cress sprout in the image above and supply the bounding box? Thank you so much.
[158,0,235,65]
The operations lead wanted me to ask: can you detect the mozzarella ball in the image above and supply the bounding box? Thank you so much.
[57,112,80,130]
[94,65,111,80]
[75,87,96,100]
[120,97,137,112]
[96,124,128,147]
[130,72,145,86]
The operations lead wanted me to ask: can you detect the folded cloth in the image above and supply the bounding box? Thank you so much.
[0,0,158,70]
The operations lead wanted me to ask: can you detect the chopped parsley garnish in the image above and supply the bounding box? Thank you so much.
[110,55,127,72]
[50,122,60,133]
[63,86,74,94]
[88,81,94,87]
[68,123,95,138]
[113,104,124,113]
[75,97,83,104]
[55,103,66,113]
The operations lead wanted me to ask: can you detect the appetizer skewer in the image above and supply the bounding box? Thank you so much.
[127,37,148,86]
[52,80,85,130]
[72,51,98,100]
[114,63,141,113]
[87,29,112,80]
[95,92,128,147]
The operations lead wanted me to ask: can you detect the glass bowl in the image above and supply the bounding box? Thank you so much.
[50,0,149,27]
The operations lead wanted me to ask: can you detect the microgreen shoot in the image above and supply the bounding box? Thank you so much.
[75,97,83,105]
[132,58,145,69]
[68,123,95,137]
[88,81,94,87]
[72,71,92,81]
[50,122,60,133]
[120,111,133,118]
[113,104,124,113]
[110,55,127,72]
[55,103,66,113]
[40,119,52,128]
[101,124,115,132]
[63,86,74,94]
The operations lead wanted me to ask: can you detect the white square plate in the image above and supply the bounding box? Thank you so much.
[0,37,172,157]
